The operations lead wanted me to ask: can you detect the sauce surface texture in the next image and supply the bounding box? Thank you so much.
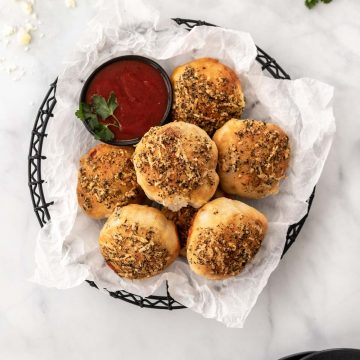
[86,59,169,140]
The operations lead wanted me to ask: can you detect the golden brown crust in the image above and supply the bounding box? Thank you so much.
[213,119,290,199]
[77,144,143,219]
[99,205,180,279]
[187,197,268,280]
[133,122,219,211]
[171,58,245,136]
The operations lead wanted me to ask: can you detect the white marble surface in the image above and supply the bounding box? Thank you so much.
[0,0,359,359]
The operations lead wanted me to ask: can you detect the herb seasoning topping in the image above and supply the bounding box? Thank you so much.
[172,59,245,136]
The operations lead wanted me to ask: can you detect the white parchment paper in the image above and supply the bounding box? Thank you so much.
[32,0,335,327]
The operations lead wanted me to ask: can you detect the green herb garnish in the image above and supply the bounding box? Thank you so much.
[75,92,122,141]
[305,0,333,9]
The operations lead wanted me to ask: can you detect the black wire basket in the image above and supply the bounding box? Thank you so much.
[28,18,315,310]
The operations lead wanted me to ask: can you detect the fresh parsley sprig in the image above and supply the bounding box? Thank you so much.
[75,92,122,141]
[305,0,333,9]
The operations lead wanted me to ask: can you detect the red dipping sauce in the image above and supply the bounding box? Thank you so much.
[85,58,170,141]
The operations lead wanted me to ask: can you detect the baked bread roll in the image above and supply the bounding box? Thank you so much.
[77,144,143,219]
[213,119,290,199]
[171,58,245,136]
[99,204,180,279]
[133,121,219,211]
[187,197,268,280]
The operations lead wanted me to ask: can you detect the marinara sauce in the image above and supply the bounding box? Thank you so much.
[85,59,169,140]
